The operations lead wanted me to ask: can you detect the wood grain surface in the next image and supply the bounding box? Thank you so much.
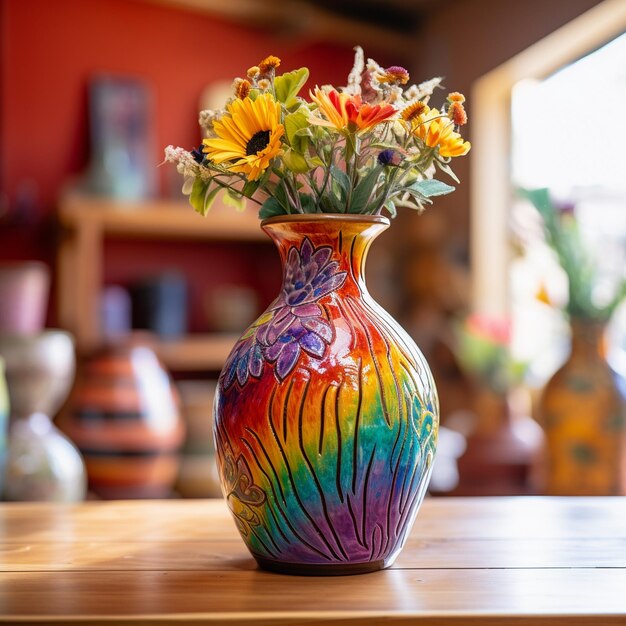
[1,497,625,625]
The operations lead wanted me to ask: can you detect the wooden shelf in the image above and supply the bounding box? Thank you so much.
[56,193,268,367]
[59,193,266,241]
[156,333,239,371]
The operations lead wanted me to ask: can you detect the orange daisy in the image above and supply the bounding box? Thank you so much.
[309,87,396,135]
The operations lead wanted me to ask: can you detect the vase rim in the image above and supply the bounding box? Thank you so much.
[261,213,391,228]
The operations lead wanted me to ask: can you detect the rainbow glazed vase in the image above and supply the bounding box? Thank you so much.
[214,214,438,575]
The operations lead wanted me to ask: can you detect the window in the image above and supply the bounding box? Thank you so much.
[470,0,626,384]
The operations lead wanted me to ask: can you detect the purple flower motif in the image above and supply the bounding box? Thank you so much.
[222,333,263,390]
[221,237,347,389]
[281,239,346,307]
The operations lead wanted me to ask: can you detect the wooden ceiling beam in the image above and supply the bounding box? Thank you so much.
[146,0,415,51]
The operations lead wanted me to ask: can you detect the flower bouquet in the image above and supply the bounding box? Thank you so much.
[165,47,470,219]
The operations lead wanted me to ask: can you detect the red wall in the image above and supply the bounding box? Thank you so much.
[0,0,375,259]
[0,0,397,329]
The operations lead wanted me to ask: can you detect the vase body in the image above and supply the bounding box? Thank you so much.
[59,341,185,499]
[0,331,87,502]
[453,387,544,495]
[213,215,438,575]
[4,412,87,501]
[540,319,625,495]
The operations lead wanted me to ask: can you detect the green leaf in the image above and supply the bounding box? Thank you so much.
[282,149,311,173]
[284,110,311,154]
[383,200,397,218]
[189,178,222,216]
[408,179,455,198]
[330,166,350,199]
[519,187,552,221]
[259,197,288,219]
[189,178,208,215]
[320,196,342,213]
[222,189,246,212]
[274,68,309,108]
[299,193,316,214]
[274,180,291,211]
[349,166,383,213]
[241,180,260,197]
[436,160,460,183]
[394,193,429,212]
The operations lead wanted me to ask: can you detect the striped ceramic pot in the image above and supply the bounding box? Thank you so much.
[214,215,438,575]
[60,342,185,499]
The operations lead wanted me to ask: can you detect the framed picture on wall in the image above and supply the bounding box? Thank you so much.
[85,75,156,200]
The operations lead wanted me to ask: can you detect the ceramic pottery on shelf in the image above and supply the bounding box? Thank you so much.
[213,215,439,575]
[59,341,185,499]
[540,319,625,495]
[0,261,50,334]
[0,331,86,502]
[453,387,544,496]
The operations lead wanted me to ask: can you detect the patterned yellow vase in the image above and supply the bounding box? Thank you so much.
[540,319,625,495]
[213,214,438,575]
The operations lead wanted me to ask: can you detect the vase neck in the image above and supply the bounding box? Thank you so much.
[569,318,606,360]
[261,215,389,297]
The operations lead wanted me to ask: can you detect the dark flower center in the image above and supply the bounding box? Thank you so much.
[246,130,271,156]
[190,145,205,164]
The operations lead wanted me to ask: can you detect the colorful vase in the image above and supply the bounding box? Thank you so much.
[540,318,625,495]
[213,215,438,575]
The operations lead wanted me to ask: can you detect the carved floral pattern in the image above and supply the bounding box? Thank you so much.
[221,238,346,389]
[222,452,266,537]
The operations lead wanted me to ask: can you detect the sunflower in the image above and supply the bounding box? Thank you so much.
[202,93,284,181]
[309,87,395,135]
[412,107,471,158]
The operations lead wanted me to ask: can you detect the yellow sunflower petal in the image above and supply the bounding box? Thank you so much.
[203,93,283,180]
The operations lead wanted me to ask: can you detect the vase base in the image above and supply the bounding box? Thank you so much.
[254,555,387,576]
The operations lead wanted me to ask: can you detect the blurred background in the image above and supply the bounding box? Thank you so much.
[1,0,625,501]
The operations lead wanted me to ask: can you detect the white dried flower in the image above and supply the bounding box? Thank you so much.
[386,86,404,104]
[366,57,385,77]
[365,57,385,95]
[405,77,443,103]
[163,145,202,179]
[198,108,223,132]
[345,46,365,95]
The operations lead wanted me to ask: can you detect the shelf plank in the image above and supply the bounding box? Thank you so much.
[155,333,239,371]
[59,193,268,241]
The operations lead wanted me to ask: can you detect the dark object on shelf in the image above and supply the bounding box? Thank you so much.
[130,273,188,339]
[101,285,132,339]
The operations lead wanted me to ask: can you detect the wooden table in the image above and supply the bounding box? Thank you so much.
[1,497,625,625]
